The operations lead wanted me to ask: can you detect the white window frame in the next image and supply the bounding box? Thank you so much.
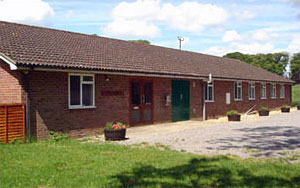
[205,82,214,102]
[261,83,267,99]
[280,84,285,99]
[248,83,255,100]
[68,73,96,109]
[234,82,242,101]
[271,83,276,99]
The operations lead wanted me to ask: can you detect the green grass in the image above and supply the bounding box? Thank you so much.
[1,140,299,188]
[292,84,300,107]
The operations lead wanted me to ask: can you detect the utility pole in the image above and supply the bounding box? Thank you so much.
[177,36,184,50]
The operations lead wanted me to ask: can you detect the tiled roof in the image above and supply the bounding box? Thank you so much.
[0,21,293,83]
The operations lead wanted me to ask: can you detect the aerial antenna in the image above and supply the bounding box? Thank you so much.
[177,36,184,50]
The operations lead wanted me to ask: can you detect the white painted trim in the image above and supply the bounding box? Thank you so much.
[204,82,214,102]
[280,84,285,99]
[234,81,242,101]
[260,83,267,99]
[0,53,18,70]
[248,82,255,100]
[21,67,294,84]
[271,83,277,99]
[68,73,95,109]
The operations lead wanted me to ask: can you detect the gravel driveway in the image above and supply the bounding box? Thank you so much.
[95,109,300,159]
[91,109,300,161]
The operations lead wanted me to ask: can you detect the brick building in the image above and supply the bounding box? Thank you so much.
[0,21,293,140]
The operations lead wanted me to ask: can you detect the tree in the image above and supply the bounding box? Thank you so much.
[224,52,289,76]
[128,40,150,44]
[291,53,300,84]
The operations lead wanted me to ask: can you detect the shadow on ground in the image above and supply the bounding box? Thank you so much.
[209,126,300,157]
[111,157,300,188]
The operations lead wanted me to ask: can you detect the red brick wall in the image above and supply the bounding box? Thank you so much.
[29,71,130,140]
[26,70,292,140]
[153,78,172,123]
[190,80,203,120]
[0,60,25,104]
[205,80,291,119]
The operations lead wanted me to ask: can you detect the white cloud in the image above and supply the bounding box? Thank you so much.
[0,0,54,24]
[103,0,228,37]
[102,19,161,38]
[222,30,242,42]
[203,42,275,56]
[65,10,74,19]
[160,2,228,32]
[252,30,279,41]
[112,0,161,21]
[286,35,300,53]
[234,10,256,19]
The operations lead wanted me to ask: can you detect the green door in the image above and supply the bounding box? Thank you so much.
[172,80,190,122]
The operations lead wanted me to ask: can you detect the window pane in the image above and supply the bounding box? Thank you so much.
[143,83,151,105]
[82,84,93,106]
[143,109,151,121]
[208,86,213,101]
[70,76,80,105]
[234,83,238,99]
[280,85,285,98]
[83,76,93,82]
[238,88,241,99]
[132,110,140,123]
[132,82,140,105]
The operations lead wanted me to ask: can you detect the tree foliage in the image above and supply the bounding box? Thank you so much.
[224,52,289,76]
[128,40,150,44]
[290,53,300,84]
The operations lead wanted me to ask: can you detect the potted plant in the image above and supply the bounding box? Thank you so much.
[297,105,300,110]
[104,122,128,141]
[259,106,269,116]
[281,105,290,113]
[227,110,241,121]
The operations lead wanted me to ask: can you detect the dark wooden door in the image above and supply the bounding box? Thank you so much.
[130,80,153,125]
[172,80,190,122]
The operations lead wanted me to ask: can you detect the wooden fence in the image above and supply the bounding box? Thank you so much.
[0,104,25,143]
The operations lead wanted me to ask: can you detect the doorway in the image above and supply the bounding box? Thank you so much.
[130,80,153,125]
[172,80,190,122]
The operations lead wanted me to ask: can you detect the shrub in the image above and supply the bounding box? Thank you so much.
[49,131,69,142]
[227,110,238,116]
[106,122,128,130]
[260,106,269,111]
[282,104,290,108]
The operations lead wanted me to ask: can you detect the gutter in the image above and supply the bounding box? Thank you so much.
[23,71,31,141]
[0,53,18,70]
[17,66,294,85]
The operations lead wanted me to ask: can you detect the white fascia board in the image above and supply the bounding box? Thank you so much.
[0,53,18,70]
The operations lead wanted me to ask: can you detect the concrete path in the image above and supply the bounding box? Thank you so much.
[95,108,300,160]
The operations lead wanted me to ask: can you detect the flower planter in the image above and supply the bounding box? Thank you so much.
[104,129,126,141]
[227,114,241,121]
[281,108,290,113]
[259,110,269,116]
[297,105,300,110]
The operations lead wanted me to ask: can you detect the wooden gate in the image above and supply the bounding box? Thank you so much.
[0,104,25,143]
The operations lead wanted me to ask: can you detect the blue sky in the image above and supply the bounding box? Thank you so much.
[0,0,299,56]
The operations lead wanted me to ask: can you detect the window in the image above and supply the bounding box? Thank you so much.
[69,74,95,108]
[271,84,276,99]
[280,84,285,98]
[248,83,255,100]
[261,83,267,99]
[204,82,214,102]
[234,82,242,100]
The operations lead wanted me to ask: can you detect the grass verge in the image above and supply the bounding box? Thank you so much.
[292,84,300,107]
[1,139,299,188]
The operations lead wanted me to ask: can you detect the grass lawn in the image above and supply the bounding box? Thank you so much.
[0,140,299,188]
[292,84,300,107]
